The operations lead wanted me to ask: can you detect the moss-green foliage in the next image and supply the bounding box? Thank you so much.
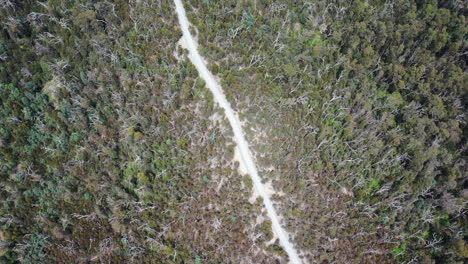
[0,1,282,263]
[1,0,466,263]
[12,233,49,264]
[188,0,467,263]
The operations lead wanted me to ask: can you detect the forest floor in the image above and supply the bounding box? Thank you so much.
[174,0,302,263]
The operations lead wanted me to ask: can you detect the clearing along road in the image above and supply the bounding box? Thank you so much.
[174,0,302,263]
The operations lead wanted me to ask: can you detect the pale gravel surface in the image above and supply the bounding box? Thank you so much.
[174,1,303,263]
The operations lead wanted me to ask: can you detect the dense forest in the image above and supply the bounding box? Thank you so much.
[0,0,466,263]
[187,0,467,263]
[0,0,285,263]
